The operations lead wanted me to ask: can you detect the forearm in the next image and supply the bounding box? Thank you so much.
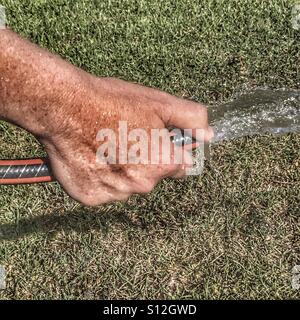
[0,29,91,137]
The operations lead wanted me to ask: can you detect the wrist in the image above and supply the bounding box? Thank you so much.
[6,69,96,141]
[0,29,97,139]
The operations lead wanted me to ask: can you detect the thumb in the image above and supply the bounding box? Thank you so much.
[157,97,214,142]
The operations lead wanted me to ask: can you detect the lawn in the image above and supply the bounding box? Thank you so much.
[0,0,299,299]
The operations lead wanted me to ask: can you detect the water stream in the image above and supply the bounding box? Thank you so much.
[209,87,300,143]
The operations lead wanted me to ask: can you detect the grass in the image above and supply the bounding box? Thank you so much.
[0,0,299,299]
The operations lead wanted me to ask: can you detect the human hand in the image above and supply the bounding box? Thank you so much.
[0,30,213,205]
[39,77,213,205]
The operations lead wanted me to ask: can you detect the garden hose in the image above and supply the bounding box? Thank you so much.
[0,158,53,184]
[0,130,197,185]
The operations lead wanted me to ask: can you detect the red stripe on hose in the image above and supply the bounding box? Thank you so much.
[0,176,53,185]
[0,158,46,166]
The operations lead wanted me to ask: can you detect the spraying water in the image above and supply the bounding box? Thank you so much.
[209,87,300,143]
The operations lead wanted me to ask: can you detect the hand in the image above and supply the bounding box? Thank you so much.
[0,30,213,206]
[39,77,213,206]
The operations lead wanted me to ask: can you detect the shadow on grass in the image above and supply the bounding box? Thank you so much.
[0,205,145,241]
[0,179,200,241]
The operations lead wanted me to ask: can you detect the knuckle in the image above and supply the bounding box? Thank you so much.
[77,189,107,207]
[80,196,100,207]
[158,163,181,177]
[134,179,156,194]
[116,193,130,202]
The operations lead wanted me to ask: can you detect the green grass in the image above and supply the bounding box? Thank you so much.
[0,0,299,299]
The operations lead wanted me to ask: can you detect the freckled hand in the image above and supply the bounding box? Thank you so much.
[1,30,212,205]
[0,130,197,184]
